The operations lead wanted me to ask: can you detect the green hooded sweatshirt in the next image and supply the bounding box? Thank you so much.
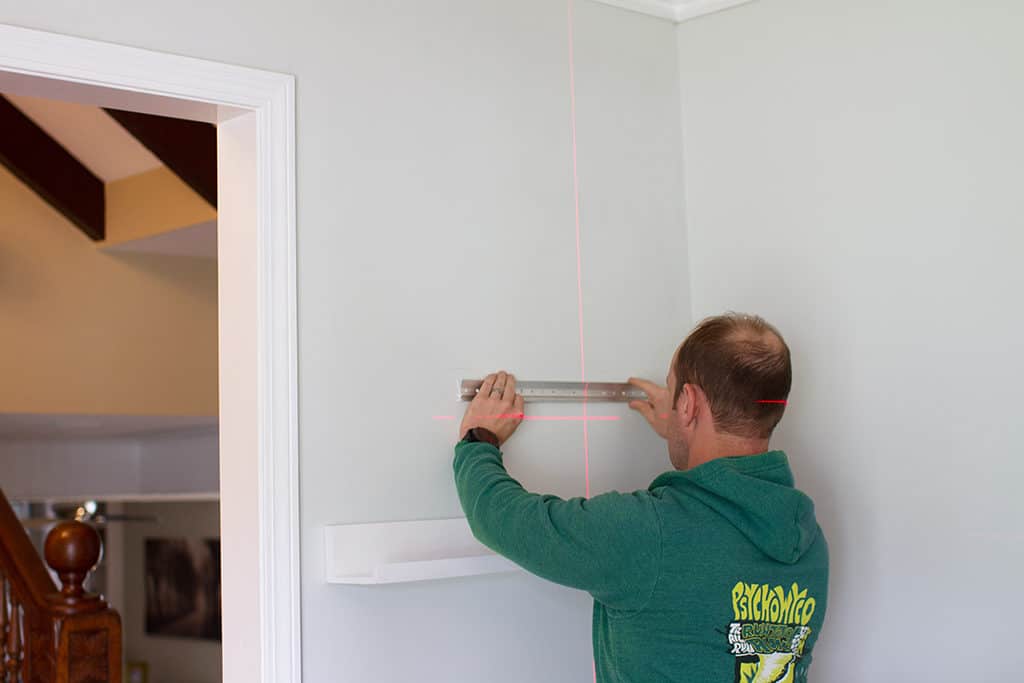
[453,441,829,683]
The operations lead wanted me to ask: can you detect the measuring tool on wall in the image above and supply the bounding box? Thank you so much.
[459,379,648,403]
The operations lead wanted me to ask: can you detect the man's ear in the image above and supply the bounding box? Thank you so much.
[680,383,700,426]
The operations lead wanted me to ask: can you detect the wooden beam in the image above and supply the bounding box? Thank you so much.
[0,96,105,241]
[104,108,217,208]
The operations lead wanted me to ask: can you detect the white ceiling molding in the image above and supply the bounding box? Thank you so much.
[589,0,757,22]
[589,0,678,20]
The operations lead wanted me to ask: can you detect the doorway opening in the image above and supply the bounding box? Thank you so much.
[0,23,299,683]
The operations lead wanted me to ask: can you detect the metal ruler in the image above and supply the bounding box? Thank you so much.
[458,379,648,403]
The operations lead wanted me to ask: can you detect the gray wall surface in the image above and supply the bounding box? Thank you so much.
[676,0,1024,679]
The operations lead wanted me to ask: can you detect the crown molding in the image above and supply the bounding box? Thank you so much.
[589,0,678,20]
[589,0,757,22]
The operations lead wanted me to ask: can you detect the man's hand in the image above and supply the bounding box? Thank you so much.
[459,371,525,446]
[627,377,672,440]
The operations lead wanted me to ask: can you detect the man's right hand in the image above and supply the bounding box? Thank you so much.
[627,377,673,440]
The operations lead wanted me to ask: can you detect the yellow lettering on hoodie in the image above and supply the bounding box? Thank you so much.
[800,598,816,626]
[745,583,759,620]
[732,582,746,621]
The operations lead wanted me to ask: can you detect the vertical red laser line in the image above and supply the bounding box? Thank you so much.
[568,12,597,683]
[566,0,590,501]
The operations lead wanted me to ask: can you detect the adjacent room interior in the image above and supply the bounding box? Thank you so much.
[0,92,222,683]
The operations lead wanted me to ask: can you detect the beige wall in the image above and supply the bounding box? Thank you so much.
[0,164,217,415]
[121,501,222,683]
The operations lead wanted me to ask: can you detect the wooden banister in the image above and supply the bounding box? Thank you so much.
[0,489,121,683]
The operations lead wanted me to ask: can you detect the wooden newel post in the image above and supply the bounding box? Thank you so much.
[43,522,105,615]
[40,521,122,682]
[3,491,122,681]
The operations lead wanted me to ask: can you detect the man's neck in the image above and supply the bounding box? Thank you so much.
[686,435,770,471]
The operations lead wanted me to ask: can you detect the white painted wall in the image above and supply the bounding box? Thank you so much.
[295,4,686,680]
[0,438,142,499]
[675,0,1024,679]
[0,1,689,680]
[0,430,218,500]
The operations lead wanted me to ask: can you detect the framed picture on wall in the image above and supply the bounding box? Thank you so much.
[144,538,222,641]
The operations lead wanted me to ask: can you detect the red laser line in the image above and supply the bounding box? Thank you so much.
[433,415,619,422]
[567,0,591,501]
[568,11,595,680]
[526,415,615,422]
[757,400,788,404]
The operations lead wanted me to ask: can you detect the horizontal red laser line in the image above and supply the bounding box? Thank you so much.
[432,415,619,421]
[525,415,616,421]
[436,402,785,421]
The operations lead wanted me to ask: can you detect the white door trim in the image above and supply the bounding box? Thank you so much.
[0,24,300,683]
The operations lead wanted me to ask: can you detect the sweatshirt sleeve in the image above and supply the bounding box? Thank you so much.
[453,440,661,613]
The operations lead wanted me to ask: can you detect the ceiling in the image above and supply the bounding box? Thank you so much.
[5,94,163,182]
[590,0,756,22]
[1,92,218,257]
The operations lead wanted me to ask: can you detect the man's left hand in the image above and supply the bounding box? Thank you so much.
[459,371,525,446]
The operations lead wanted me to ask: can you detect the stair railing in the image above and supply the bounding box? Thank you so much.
[0,489,121,683]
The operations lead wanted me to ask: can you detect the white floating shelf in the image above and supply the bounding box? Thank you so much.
[325,517,519,585]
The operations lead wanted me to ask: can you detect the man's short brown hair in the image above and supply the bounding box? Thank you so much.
[673,312,791,439]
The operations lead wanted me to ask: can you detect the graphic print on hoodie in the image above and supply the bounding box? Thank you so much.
[727,580,817,682]
[454,445,829,683]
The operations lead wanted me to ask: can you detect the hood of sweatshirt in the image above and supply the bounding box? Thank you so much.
[648,450,819,564]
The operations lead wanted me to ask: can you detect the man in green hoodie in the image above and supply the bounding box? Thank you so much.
[453,312,828,683]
